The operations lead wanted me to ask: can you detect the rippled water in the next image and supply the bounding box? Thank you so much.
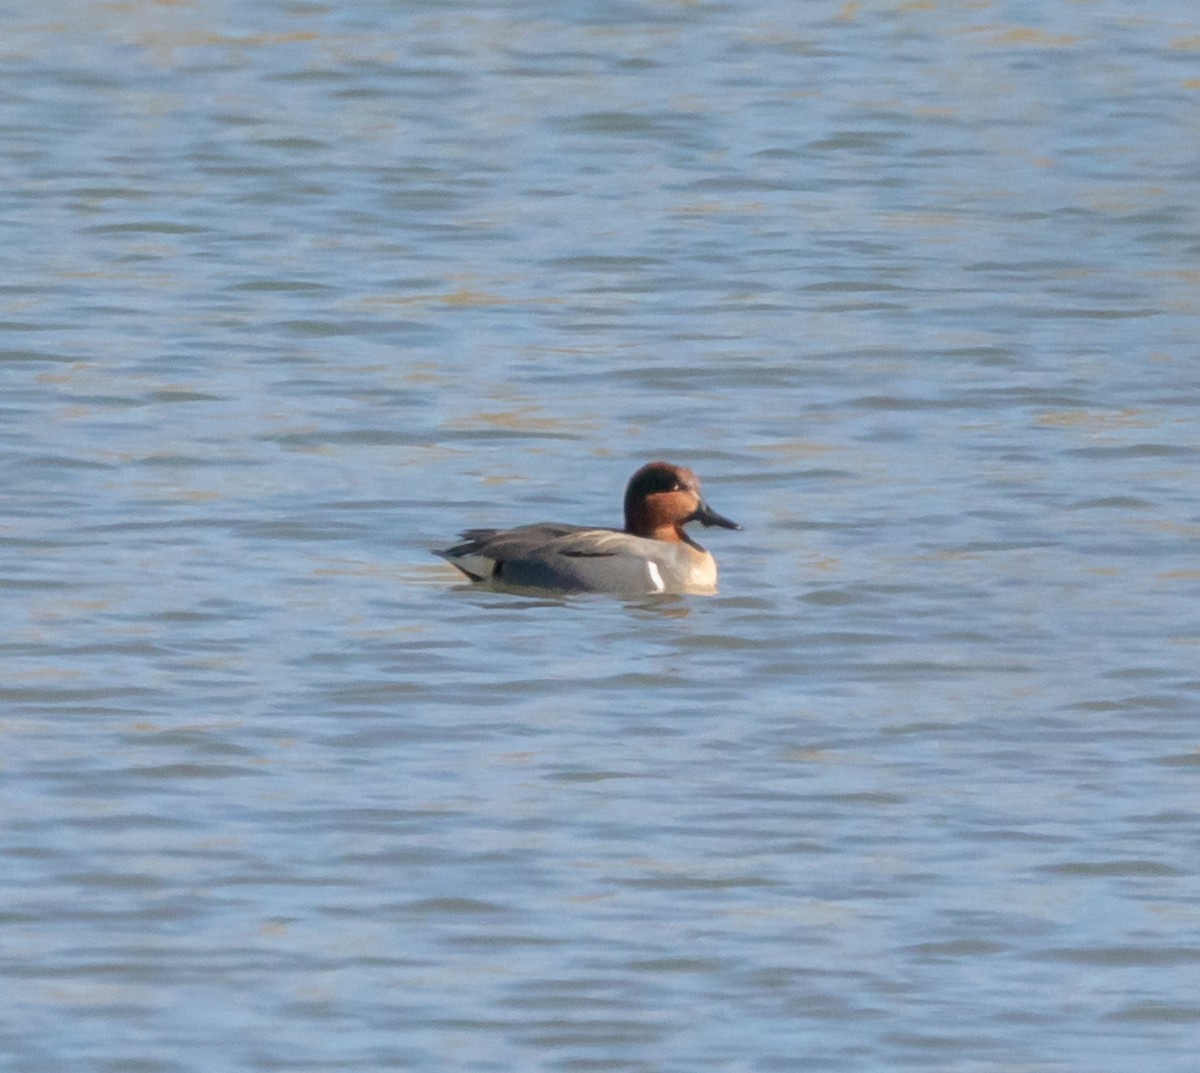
[4,2,1200,1071]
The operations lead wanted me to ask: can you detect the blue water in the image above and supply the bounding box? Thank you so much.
[3,2,1200,1071]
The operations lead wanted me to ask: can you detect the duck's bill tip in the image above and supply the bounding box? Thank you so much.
[693,501,741,530]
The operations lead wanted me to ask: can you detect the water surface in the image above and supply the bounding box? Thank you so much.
[3,3,1200,1071]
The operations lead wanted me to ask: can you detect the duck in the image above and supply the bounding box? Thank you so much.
[435,461,740,595]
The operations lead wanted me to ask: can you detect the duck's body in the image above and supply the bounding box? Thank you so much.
[440,522,720,595]
[435,462,739,596]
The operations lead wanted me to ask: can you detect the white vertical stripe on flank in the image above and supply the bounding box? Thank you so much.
[646,562,665,593]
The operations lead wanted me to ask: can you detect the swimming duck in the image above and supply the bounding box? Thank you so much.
[435,461,740,595]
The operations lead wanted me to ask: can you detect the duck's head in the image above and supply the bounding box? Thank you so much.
[623,461,741,543]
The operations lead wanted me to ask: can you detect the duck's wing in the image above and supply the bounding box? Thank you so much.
[434,524,594,583]
[495,528,675,593]
[436,525,669,593]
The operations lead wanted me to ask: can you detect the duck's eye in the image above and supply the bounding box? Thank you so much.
[634,468,685,496]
